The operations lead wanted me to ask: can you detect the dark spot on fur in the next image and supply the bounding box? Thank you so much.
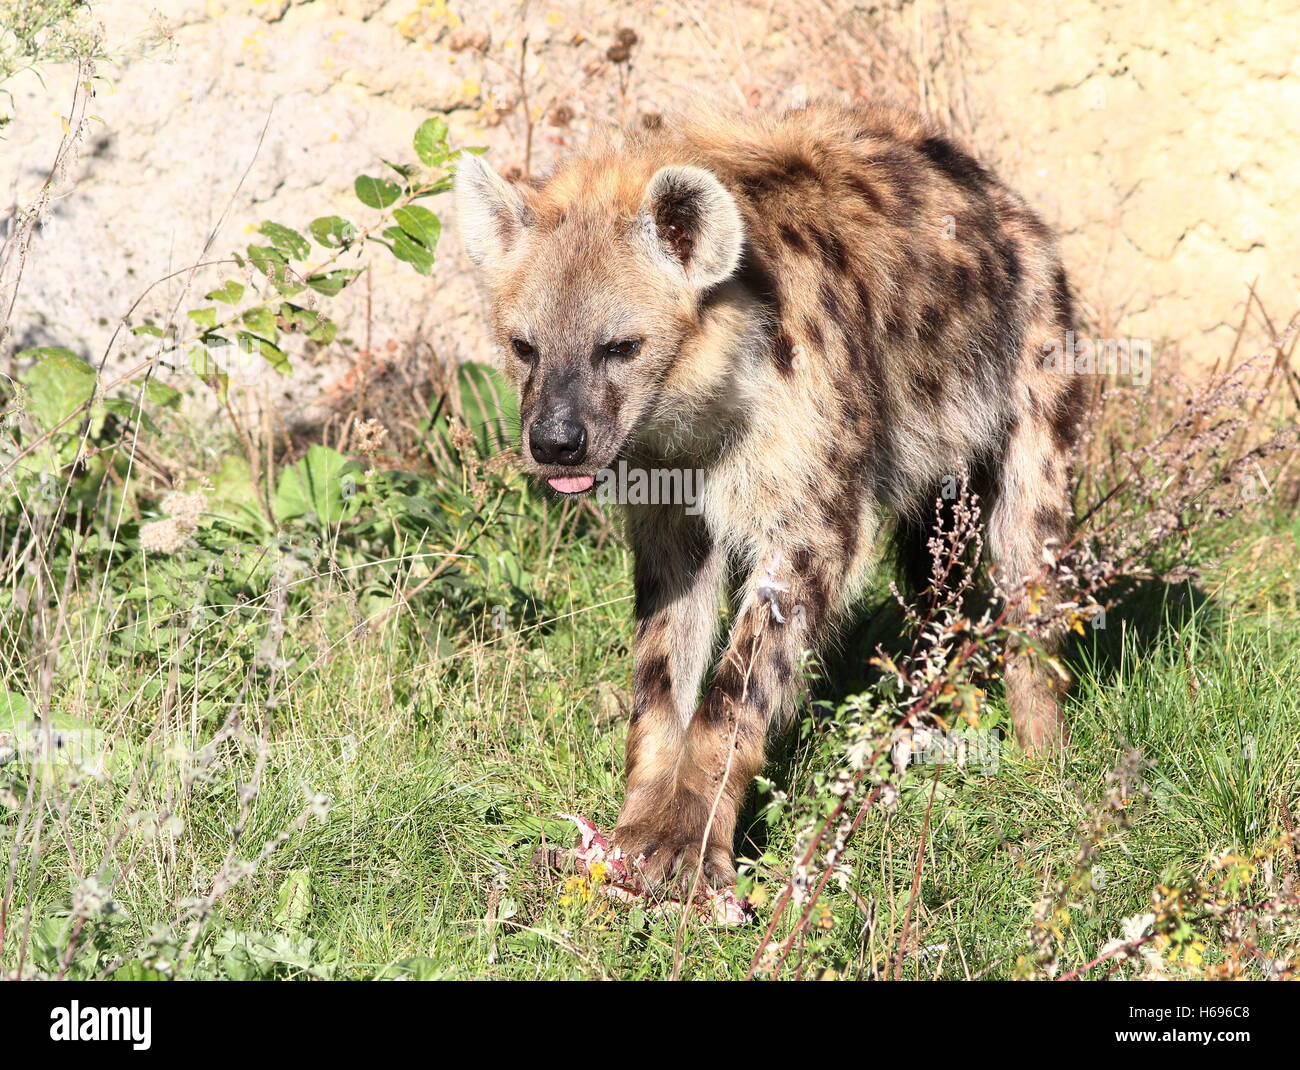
[772,330,797,376]
[773,654,792,685]
[917,135,990,194]
[809,224,849,273]
[866,149,922,214]
[818,279,843,323]
[776,154,820,184]
[1050,265,1074,332]
[1034,504,1066,537]
[910,366,944,406]
[844,173,885,213]
[804,316,825,350]
[950,263,975,303]
[779,223,808,253]
[735,247,783,323]
[1048,378,1085,451]
[918,304,948,348]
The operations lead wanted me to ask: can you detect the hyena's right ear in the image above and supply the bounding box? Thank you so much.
[454,153,530,267]
[636,165,744,290]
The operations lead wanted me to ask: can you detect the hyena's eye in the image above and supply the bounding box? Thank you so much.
[510,338,536,361]
[604,338,642,359]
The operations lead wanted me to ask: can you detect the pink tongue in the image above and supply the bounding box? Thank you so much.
[547,474,595,493]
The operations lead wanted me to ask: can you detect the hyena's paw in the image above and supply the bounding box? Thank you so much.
[614,820,736,898]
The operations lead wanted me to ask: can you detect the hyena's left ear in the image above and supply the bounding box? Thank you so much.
[455,152,530,268]
[635,165,744,290]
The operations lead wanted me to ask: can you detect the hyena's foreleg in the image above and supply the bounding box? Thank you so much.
[614,507,726,880]
[986,402,1078,752]
[616,539,834,893]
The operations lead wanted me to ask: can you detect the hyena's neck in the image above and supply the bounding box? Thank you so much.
[631,280,769,467]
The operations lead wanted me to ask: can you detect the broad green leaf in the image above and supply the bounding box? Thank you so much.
[101,397,158,434]
[131,324,164,337]
[280,303,337,344]
[246,244,303,296]
[308,215,356,249]
[413,117,449,167]
[258,221,311,260]
[18,347,97,432]
[188,307,219,329]
[354,174,402,210]
[305,269,361,296]
[273,444,364,526]
[144,380,182,408]
[205,280,246,305]
[236,331,290,375]
[381,226,434,275]
[205,454,270,535]
[241,305,278,338]
[393,204,441,249]
[274,869,313,933]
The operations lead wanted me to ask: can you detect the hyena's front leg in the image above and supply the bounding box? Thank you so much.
[614,507,726,888]
[617,539,830,894]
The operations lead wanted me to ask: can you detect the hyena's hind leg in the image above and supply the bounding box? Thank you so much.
[986,389,1082,753]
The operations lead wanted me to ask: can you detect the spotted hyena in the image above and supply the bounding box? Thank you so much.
[456,101,1083,892]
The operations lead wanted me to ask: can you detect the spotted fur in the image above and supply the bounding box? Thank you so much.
[457,100,1084,890]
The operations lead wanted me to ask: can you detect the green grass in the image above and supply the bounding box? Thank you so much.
[3,496,1297,981]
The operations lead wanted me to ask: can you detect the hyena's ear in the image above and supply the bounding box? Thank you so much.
[636,165,744,290]
[454,153,530,267]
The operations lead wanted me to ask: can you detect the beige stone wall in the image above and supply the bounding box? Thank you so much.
[960,0,1300,357]
[4,0,1297,408]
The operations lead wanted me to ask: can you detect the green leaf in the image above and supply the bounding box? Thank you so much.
[205,454,270,535]
[144,380,182,408]
[273,444,364,526]
[392,204,441,249]
[305,269,361,296]
[381,226,434,275]
[354,174,402,210]
[236,331,290,375]
[205,280,246,305]
[18,347,97,432]
[274,869,313,933]
[187,307,219,329]
[259,221,311,260]
[101,396,158,434]
[241,305,278,338]
[131,324,164,337]
[246,244,304,296]
[413,116,449,167]
[280,303,337,344]
[308,215,356,249]
[383,158,417,181]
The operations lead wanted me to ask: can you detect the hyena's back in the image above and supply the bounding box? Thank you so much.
[692,103,1080,518]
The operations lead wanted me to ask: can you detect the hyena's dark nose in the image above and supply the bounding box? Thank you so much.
[529,414,588,466]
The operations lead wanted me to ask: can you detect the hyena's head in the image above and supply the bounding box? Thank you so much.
[455,152,744,494]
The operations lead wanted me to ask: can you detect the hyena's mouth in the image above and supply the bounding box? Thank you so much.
[546,474,596,494]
